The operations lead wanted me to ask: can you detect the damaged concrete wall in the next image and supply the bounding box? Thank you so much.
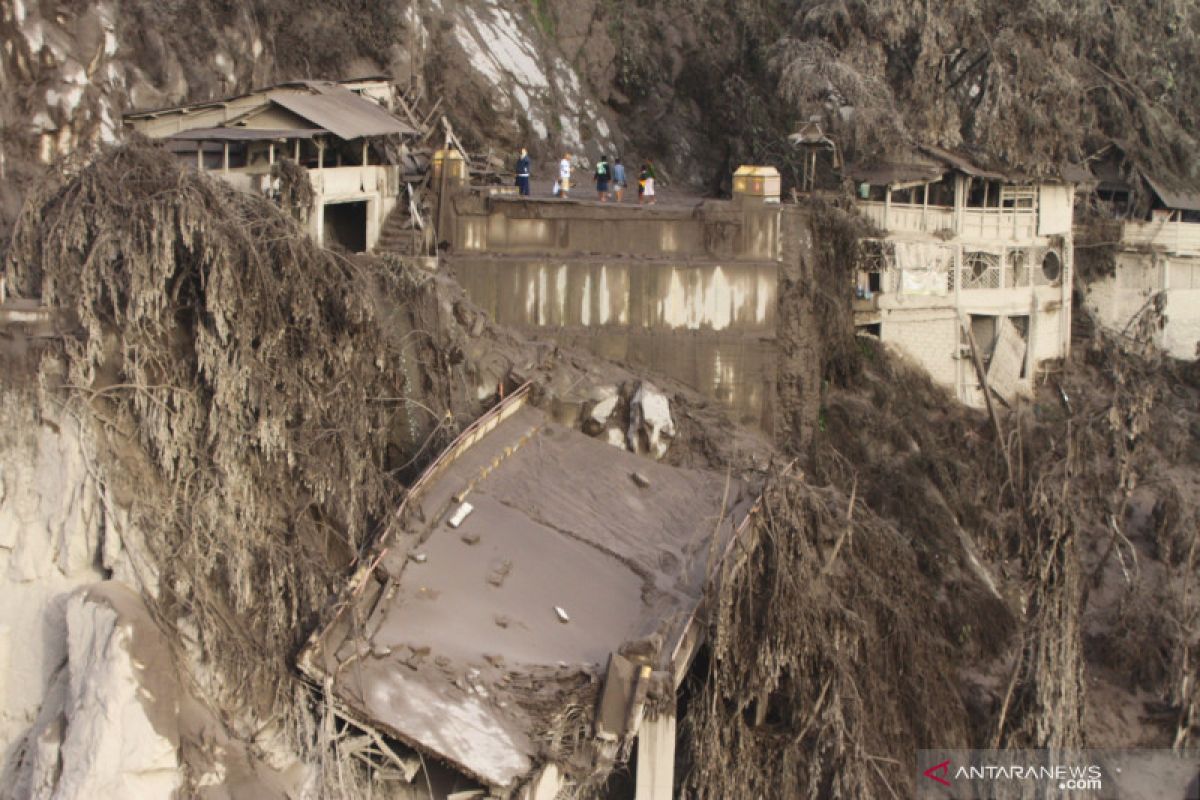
[451,256,776,428]
[877,309,962,388]
[871,286,1068,404]
[445,195,793,431]
[1085,251,1200,359]
[448,258,776,331]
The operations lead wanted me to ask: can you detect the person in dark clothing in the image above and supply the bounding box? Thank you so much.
[515,148,531,196]
[595,155,611,202]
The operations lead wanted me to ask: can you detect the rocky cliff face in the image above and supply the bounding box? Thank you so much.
[0,389,107,790]
[0,0,768,243]
[0,0,625,224]
[0,372,321,799]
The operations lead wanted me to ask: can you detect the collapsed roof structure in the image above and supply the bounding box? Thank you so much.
[299,385,761,798]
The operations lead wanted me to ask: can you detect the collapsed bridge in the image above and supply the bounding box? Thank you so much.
[300,384,762,798]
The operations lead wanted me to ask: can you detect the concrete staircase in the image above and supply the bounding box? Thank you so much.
[375,203,428,256]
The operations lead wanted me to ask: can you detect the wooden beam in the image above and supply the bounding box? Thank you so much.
[959,312,1014,483]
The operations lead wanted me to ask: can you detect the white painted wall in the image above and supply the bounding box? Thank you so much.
[1085,252,1200,360]
[856,180,1075,406]
[878,308,961,389]
[1163,288,1200,359]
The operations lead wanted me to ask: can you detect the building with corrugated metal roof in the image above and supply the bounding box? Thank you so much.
[124,78,419,252]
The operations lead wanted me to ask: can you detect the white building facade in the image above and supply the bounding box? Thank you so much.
[851,146,1078,406]
[1083,169,1200,360]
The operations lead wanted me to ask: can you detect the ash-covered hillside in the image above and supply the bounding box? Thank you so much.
[5,0,1198,216]
[1,1,1199,798]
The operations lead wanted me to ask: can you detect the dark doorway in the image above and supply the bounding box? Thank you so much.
[324,201,368,252]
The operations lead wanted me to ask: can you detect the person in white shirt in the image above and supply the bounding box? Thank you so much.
[558,153,573,199]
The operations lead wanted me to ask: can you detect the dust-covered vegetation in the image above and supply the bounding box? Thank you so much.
[5,142,478,779]
[684,475,969,798]
[596,0,1200,189]
[683,275,1200,794]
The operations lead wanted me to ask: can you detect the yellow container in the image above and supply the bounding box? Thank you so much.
[732,165,781,203]
[432,149,468,185]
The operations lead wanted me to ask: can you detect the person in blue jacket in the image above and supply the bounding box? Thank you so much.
[612,157,627,202]
[515,148,531,196]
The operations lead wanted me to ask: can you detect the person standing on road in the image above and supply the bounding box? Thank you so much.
[558,152,573,199]
[612,157,627,202]
[595,154,611,202]
[639,161,656,205]
[515,147,531,196]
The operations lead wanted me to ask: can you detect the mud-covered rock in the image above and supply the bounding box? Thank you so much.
[627,382,675,460]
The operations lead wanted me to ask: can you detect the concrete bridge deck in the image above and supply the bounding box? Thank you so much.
[299,387,758,796]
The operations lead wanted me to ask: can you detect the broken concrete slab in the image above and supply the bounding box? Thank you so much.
[448,502,475,528]
[299,392,757,793]
[582,384,620,437]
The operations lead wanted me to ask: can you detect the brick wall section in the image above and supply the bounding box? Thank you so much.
[881,309,960,388]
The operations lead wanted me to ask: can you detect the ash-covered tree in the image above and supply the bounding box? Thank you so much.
[770,0,1200,178]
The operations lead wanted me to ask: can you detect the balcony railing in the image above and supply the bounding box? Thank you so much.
[857,201,1038,241]
[1121,220,1200,256]
[960,208,1037,241]
[856,240,1062,302]
[208,164,400,200]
